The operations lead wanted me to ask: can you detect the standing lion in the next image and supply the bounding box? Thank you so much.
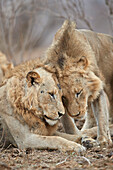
[44,20,113,147]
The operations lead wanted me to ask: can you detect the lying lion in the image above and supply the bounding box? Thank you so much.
[0,58,85,152]
[45,20,113,147]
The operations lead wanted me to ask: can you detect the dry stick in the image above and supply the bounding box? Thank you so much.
[56,154,91,166]
[56,155,70,166]
[81,156,91,165]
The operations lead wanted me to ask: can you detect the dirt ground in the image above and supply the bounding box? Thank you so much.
[0,121,113,170]
[0,146,113,170]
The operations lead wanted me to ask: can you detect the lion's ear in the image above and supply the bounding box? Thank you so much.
[53,20,76,42]
[53,20,69,42]
[77,56,89,69]
[26,71,41,87]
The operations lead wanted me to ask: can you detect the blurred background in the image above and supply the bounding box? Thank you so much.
[0,0,113,65]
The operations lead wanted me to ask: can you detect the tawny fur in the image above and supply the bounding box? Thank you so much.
[45,20,113,146]
[0,58,85,152]
[0,51,13,84]
[1,59,63,136]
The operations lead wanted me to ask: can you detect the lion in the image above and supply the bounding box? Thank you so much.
[0,58,86,152]
[44,20,113,147]
[0,51,14,145]
[0,51,14,83]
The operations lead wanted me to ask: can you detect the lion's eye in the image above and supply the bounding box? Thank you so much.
[31,77,35,85]
[49,92,55,99]
[57,84,61,90]
[41,90,44,93]
[75,90,83,98]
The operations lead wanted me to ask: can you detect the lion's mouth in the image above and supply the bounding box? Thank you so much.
[44,115,59,126]
[44,115,59,121]
[68,110,86,120]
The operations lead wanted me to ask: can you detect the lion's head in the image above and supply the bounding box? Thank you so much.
[61,70,103,119]
[7,66,65,126]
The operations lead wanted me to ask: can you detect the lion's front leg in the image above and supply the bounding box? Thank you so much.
[61,109,80,135]
[91,90,112,147]
[81,103,96,131]
[54,131,82,143]
[24,134,86,153]
[1,111,85,153]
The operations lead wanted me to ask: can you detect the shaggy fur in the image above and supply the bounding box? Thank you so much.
[0,51,13,83]
[0,58,85,152]
[45,20,113,146]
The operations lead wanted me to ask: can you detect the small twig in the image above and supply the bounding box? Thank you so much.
[82,156,91,165]
[56,155,70,166]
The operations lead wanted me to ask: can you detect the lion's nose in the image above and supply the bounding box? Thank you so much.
[75,112,80,117]
[58,112,63,117]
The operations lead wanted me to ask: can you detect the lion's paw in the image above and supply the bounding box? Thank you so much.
[81,136,98,149]
[97,135,112,148]
[59,141,86,153]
